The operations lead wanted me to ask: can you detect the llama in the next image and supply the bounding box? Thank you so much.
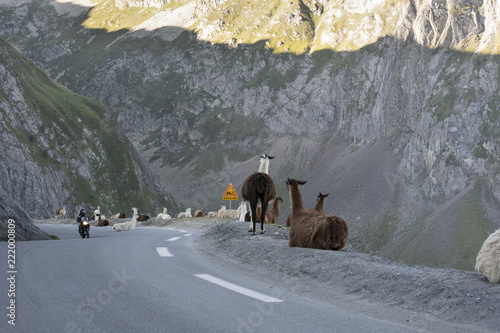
[314,192,329,214]
[217,206,226,218]
[178,208,192,219]
[157,207,172,220]
[238,201,248,222]
[286,178,348,250]
[220,205,242,219]
[245,207,269,223]
[242,171,276,235]
[194,206,205,217]
[94,206,101,221]
[96,214,109,226]
[55,205,66,220]
[266,197,283,224]
[475,228,500,283]
[112,209,138,231]
[110,211,126,220]
[207,211,217,217]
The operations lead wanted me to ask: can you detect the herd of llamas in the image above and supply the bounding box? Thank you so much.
[54,153,499,284]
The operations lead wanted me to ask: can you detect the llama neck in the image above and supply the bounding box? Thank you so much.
[289,183,304,214]
[258,158,270,174]
[314,198,324,212]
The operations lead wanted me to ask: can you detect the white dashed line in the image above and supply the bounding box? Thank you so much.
[167,237,182,241]
[156,247,173,257]
[194,274,283,303]
[183,234,191,237]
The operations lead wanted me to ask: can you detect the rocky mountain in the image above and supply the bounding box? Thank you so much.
[0,36,169,219]
[0,187,50,241]
[1,0,500,270]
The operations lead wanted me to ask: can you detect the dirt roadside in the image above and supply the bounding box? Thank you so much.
[190,220,499,333]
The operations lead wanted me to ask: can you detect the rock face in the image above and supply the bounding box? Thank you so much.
[0,0,500,269]
[0,37,168,219]
[0,188,50,241]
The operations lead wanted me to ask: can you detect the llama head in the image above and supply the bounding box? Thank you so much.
[286,178,307,191]
[317,192,329,200]
[186,208,191,213]
[132,207,138,215]
[163,207,168,214]
[260,154,274,160]
[258,154,274,174]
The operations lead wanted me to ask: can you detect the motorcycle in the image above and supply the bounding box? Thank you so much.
[79,216,90,238]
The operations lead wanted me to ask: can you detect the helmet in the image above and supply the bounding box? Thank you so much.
[80,209,85,214]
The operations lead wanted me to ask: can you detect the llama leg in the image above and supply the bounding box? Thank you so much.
[250,202,257,235]
[260,200,269,234]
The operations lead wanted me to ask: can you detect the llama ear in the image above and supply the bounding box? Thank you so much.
[268,155,274,159]
[298,180,307,185]
[324,193,329,197]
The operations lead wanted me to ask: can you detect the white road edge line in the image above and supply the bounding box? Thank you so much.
[194,274,283,303]
[167,237,182,241]
[156,247,173,257]
[183,233,191,237]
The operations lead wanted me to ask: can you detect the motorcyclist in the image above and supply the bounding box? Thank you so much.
[76,209,90,234]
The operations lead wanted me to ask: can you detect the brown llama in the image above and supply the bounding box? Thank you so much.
[266,197,283,224]
[286,178,348,250]
[242,172,276,235]
[314,192,329,214]
[244,206,269,223]
[194,206,205,217]
[96,214,109,226]
[55,205,66,220]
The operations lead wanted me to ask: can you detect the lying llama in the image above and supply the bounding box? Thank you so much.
[55,205,66,220]
[207,211,217,218]
[112,209,138,231]
[314,192,329,214]
[178,208,192,219]
[286,178,348,250]
[219,205,242,219]
[475,228,500,283]
[242,170,276,235]
[96,214,109,226]
[194,206,205,217]
[217,206,226,218]
[157,207,172,220]
[110,211,126,220]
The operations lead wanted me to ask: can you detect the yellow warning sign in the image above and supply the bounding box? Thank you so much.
[223,183,239,200]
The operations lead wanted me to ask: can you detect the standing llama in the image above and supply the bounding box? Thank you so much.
[475,228,500,283]
[242,173,276,235]
[55,205,66,220]
[314,192,329,214]
[286,178,348,250]
[112,208,138,231]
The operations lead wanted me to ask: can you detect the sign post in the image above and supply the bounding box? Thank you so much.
[222,183,239,209]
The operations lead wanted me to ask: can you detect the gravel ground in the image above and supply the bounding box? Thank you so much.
[192,220,500,333]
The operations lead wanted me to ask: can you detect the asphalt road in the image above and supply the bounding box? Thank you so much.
[1,223,424,332]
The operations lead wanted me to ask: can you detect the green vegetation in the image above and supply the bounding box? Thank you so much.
[0,37,163,214]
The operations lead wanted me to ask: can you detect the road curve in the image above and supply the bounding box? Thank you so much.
[0,223,424,333]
